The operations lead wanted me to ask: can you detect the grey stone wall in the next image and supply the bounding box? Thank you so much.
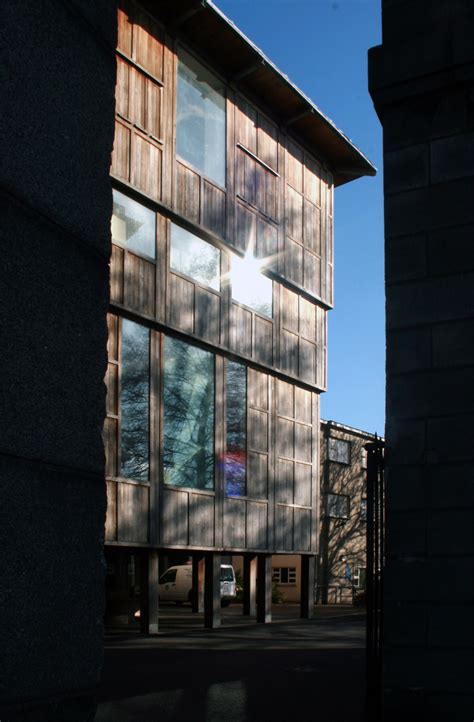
[0,1,116,719]
[369,2,474,720]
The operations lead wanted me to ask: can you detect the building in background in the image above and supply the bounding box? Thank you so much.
[104,0,375,632]
[255,420,375,604]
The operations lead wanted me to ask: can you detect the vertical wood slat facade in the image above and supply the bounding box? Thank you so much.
[106,0,340,555]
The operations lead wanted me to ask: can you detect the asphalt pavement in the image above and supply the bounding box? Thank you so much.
[97,604,366,722]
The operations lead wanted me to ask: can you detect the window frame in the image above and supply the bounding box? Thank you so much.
[111,187,157,262]
[326,492,350,520]
[272,567,297,585]
[169,221,221,293]
[327,437,351,465]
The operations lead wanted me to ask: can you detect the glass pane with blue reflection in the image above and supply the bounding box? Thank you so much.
[164,336,214,490]
[225,361,247,496]
[170,223,220,291]
[176,48,226,187]
[111,189,156,259]
[120,319,150,480]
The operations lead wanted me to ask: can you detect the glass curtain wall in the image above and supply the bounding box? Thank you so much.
[225,360,247,496]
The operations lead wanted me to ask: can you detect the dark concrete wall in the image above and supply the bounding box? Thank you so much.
[0,1,116,719]
[369,2,474,720]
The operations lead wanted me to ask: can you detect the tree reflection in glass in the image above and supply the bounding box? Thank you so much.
[163,337,214,490]
[225,361,247,496]
[120,319,150,480]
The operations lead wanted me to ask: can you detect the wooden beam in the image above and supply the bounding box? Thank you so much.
[204,552,221,628]
[243,554,257,616]
[256,554,272,623]
[300,555,315,619]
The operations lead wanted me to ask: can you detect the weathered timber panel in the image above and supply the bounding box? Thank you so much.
[248,408,268,454]
[131,132,161,200]
[118,482,149,543]
[131,5,164,81]
[295,422,312,463]
[293,507,311,551]
[105,364,118,416]
[175,161,200,224]
[295,386,312,424]
[189,493,215,547]
[110,245,124,304]
[105,480,117,541]
[248,451,268,500]
[235,202,256,253]
[117,0,132,56]
[280,330,299,376]
[161,488,188,545]
[276,378,294,418]
[287,139,304,192]
[276,458,293,504]
[300,338,316,384]
[229,303,252,357]
[235,95,257,154]
[201,179,226,238]
[294,462,312,508]
[253,315,273,366]
[168,273,194,333]
[111,120,130,181]
[275,504,293,550]
[276,416,294,459]
[124,253,155,316]
[224,498,246,548]
[103,416,118,478]
[247,501,268,549]
[248,368,269,410]
[194,286,220,344]
[257,115,278,171]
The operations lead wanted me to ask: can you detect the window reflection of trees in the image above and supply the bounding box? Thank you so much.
[120,320,150,481]
[163,337,214,490]
[225,361,247,496]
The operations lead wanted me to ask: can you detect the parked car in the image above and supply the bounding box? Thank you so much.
[158,564,237,606]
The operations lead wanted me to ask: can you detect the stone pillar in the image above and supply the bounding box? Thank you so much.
[243,554,257,616]
[300,555,315,619]
[204,553,221,629]
[0,2,116,719]
[192,553,205,613]
[256,554,272,624]
[369,3,474,719]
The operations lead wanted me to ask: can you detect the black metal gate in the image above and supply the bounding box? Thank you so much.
[365,437,385,721]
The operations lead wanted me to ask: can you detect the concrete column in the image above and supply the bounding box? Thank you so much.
[300,555,315,619]
[192,553,204,613]
[256,554,272,624]
[243,554,257,616]
[204,553,221,629]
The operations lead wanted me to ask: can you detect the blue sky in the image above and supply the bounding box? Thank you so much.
[216,0,385,435]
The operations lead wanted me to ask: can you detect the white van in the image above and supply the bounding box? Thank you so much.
[158,564,237,606]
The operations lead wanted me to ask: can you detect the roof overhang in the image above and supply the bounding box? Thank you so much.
[148,0,376,186]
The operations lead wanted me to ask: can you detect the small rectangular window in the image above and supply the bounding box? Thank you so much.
[272,567,297,584]
[328,437,351,464]
[353,567,366,589]
[120,319,150,481]
[111,189,156,259]
[327,493,350,519]
[170,223,220,291]
[176,48,226,187]
[225,361,247,497]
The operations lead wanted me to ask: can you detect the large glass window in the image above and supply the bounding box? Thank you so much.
[111,190,156,259]
[170,223,220,291]
[176,48,226,187]
[120,319,150,480]
[230,252,273,318]
[163,337,214,490]
[225,361,247,497]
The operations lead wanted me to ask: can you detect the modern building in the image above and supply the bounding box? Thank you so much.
[103,0,375,632]
[245,420,376,604]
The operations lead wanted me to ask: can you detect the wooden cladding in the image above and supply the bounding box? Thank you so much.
[112,2,334,308]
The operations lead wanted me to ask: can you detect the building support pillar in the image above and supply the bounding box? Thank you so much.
[204,552,221,629]
[192,553,205,613]
[300,555,315,619]
[140,549,159,635]
[256,554,272,624]
[243,554,257,616]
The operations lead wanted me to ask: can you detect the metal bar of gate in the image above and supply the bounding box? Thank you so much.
[366,437,385,721]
